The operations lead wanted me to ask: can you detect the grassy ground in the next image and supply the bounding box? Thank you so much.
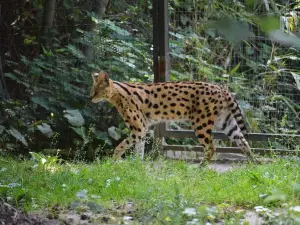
[0,156,300,224]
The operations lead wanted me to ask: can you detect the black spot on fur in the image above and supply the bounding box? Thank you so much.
[197,134,205,138]
[204,138,210,144]
[196,125,203,130]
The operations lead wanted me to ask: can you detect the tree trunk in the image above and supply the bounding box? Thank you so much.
[0,51,9,100]
[84,0,110,61]
[41,0,57,48]
[0,3,10,100]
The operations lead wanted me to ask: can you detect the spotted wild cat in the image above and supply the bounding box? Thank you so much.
[90,71,256,162]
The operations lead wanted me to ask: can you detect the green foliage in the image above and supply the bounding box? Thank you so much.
[29,152,62,169]
[1,0,300,158]
[1,0,153,158]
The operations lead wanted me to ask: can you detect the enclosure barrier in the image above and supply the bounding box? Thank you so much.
[152,0,300,157]
[161,130,300,155]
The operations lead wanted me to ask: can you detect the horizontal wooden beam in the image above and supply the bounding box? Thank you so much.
[162,144,297,155]
[160,129,300,141]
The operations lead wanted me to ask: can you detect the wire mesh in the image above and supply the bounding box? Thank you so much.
[167,1,300,151]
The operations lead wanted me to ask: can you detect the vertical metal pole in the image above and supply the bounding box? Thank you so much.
[152,0,169,152]
[153,0,169,83]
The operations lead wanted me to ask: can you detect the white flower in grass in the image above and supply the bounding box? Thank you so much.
[123,216,133,225]
[0,168,7,172]
[290,206,300,212]
[8,182,21,188]
[76,189,88,199]
[91,194,101,199]
[183,208,196,216]
[186,218,200,225]
[106,179,111,187]
[254,206,270,214]
[106,177,120,188]
[62,183,67,191]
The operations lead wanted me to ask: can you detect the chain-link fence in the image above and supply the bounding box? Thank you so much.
[160,0,300,160]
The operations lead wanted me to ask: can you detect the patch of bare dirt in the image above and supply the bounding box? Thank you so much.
[0,201,60,225]
[0,200,137,225]
[168,152,273,172]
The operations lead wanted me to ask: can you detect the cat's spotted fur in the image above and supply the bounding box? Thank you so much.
[90,71,255,162]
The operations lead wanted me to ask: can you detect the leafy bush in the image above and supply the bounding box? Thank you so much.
[1,0,299,158]
[1,6,152,158]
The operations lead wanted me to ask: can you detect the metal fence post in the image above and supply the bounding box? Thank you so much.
[152,0,169,152]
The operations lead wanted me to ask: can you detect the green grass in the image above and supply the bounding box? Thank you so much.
[0,156,300,224]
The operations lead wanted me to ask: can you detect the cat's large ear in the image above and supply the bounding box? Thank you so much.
[98,71,109,86]
[98,71,109,82]
[91,71,109,85]
[91,72,99,84]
